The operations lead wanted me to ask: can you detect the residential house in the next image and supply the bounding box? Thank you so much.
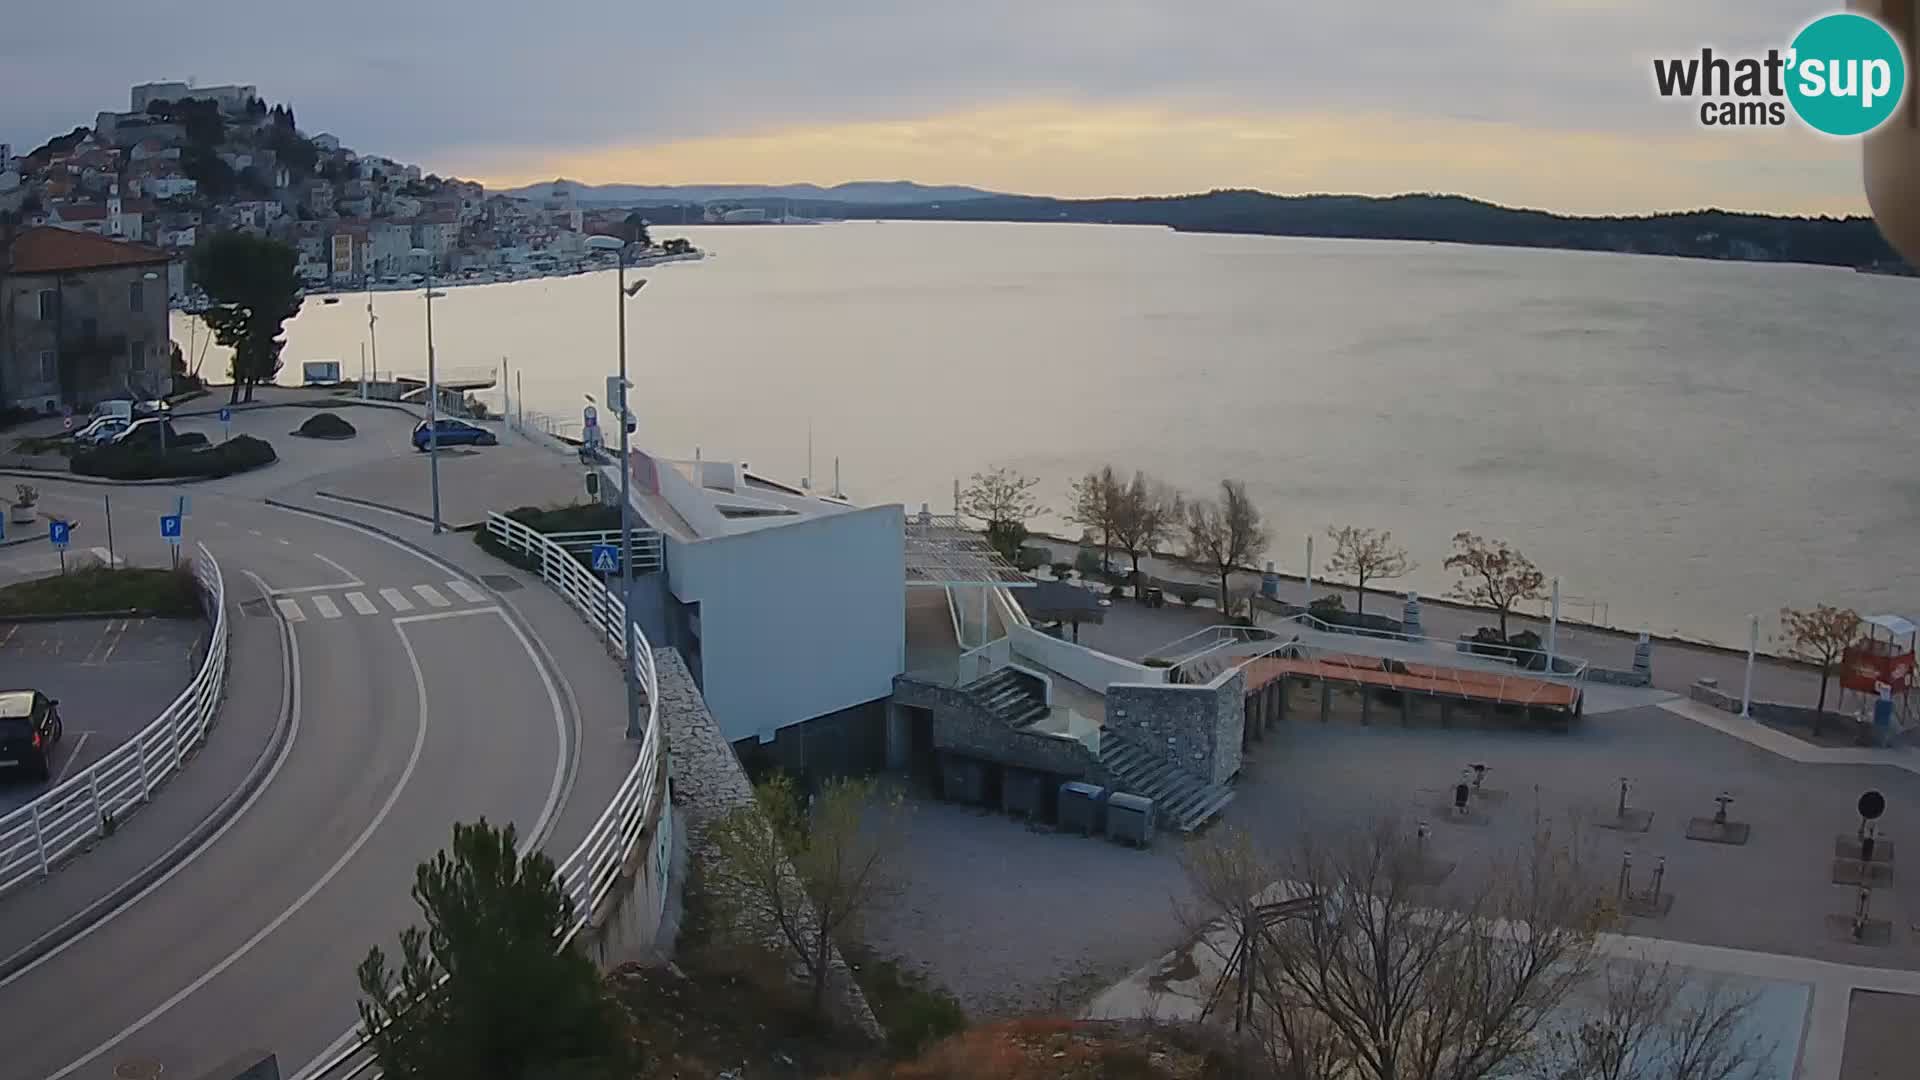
[155,223,197,250]
[387,194,424,220]
[306,179,336,214]
[231,200,284,229]
[0,226,174,408]
[217,150,254,173]
[329,225,366,284]
[364,221,414,277]
[140,167,198,200]
[311,133,341,153]
[411,214,459,269]
[129,139,181,163]
[337,196,373,219]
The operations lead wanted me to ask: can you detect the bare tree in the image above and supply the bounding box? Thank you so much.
[1185,480,1270,618]
[1181,819,1611,1080]
[1325,526,1415,619]
[1778,604,1863,733]
[1539,959,1775,1080]
[959,466,1046,563]
[1444,531,1547,640]
[1064,465,1122,575]
[1110,471,1183,592]
[702,774,906,1017]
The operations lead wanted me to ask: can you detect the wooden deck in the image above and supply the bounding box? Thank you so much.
[1242,652,1581,712]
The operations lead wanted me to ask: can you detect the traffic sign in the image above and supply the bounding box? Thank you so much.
[62,416,72,431]
[218,407,232,423]
[48,521,70,549]
[160,514,183,543]
[590,544,619,573]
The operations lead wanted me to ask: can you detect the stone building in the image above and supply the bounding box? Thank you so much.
[0,227,173,410]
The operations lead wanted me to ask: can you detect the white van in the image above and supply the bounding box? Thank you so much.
[90,399,134,423]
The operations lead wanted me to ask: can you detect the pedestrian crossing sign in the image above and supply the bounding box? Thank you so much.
[591,544,619,573]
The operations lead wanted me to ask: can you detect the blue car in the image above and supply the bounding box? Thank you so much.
[412,418,497,451]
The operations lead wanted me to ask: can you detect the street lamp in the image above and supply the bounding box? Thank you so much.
[410,247,447,533]
[585,233,648,739]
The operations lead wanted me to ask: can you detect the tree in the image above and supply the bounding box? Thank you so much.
[1185,479,1269,617]
[181,144,237,199]
[191,232,303,404]
[1109,471,1182,590]
[959,466,1046,563]
[1325,526,1415,620]
[703,773,905,1017]
[1064,466,1122,575]
[1779,604,1862,732]
[1444,531,1546,640]
[355,819,629,1080]
[1182,821,1606,1080]
[621,212,651,248]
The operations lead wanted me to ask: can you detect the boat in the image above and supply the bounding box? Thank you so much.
[322,296,340,305]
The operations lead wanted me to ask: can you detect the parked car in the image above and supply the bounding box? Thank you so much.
[72,416,130,446]
[412,418,497,451]
[110,417,184,449]
[0,690,63,781]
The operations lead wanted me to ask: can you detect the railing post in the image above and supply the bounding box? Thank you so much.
[89,768,105,837]
[135,731,152,801]
[30,802,49,877]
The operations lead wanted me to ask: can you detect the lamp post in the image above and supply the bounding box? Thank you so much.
[586,234,648,738]
[411,248,446,533]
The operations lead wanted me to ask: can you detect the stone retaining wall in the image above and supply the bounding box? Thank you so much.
[892,676,1101,780]
[1689,678,1830,728]
[1587,667,1652,687]
[1106,669,1246,786]
[656,649,882,1039]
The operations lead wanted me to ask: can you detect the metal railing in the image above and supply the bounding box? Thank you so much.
[0,543,227,898]
[538,528,664,574]
[308,515,665,1080]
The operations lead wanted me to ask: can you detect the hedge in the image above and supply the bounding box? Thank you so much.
[73,434,277,480]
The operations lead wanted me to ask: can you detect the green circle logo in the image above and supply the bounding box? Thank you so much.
[1787,13,1907,136]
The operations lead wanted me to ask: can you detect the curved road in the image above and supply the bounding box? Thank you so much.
[0,479,576,1080]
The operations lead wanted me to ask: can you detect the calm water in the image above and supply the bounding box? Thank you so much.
[184,221,1920,646]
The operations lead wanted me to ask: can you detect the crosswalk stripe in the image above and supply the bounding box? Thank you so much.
[345,591,378,615]
[379,588,414,612]
[275,598,306,623]
[412,584,451,608]
[312,595,342,619]
[446,579,485,603]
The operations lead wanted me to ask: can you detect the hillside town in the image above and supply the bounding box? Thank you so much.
[0,80,695,305]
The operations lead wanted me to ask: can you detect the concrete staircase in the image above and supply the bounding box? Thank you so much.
[963,668,1051,728]
[1099,730,1235,832]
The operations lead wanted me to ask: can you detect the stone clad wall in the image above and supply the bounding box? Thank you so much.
[892,676,1099,779]
[1106,669,1246,786]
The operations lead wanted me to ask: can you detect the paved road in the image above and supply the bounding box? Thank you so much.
[0,478,576,1080]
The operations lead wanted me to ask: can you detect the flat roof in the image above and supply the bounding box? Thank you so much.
[0,691,35,718]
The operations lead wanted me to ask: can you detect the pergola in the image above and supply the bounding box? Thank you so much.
[904,509,1033,648]
[1015,580,1106,642]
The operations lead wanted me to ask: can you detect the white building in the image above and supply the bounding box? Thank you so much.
[145,174,198,199]
[311,133,341,153]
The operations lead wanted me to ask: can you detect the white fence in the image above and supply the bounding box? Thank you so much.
[540,528,664,575]
[0,544,227,898]
[309,514,666,1079]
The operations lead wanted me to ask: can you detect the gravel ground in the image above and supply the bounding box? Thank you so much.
[862,795,1191,1018]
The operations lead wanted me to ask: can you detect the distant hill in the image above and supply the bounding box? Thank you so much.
[500,178,1006,206]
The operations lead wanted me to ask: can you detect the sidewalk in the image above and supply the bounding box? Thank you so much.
[0,574,287,980]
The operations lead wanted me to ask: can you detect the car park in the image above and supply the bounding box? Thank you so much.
[411,418,497,450]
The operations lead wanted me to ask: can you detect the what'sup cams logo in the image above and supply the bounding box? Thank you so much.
[1653,11,1908,136]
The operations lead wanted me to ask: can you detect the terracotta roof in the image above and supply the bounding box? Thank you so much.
[53,204,109,221]
[4,226,171,273]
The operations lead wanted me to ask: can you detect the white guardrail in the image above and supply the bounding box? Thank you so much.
[0,543,227,898]
[310,513,664,1079]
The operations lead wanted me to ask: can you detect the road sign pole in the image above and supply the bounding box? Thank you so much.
[104,494,114,569]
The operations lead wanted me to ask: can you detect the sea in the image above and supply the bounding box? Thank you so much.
[175,220,1920,647]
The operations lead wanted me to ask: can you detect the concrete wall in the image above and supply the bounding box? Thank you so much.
[1106,669,1246,786]
[1010,623,1164,692]
[734,696,890,780]
[578,761,677,971]
[665,504,906,743]
[1689,679,1829,728]
[893,675,1099,780]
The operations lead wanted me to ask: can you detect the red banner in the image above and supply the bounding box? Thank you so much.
[1842,643,1915,694]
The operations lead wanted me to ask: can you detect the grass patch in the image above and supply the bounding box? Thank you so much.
[0,563,201,617]
[843,945,968,1058]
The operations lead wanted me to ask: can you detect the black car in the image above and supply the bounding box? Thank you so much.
[0,690,63,781]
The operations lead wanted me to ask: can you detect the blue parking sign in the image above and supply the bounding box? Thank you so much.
[49,521,70,548]
[218,407,232,423]
[590,544,619,573]
[160,514,183,543]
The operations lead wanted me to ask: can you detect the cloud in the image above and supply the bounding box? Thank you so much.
[0,0,1869,212]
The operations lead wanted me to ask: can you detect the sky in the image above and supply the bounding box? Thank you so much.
[0,0,1876,216]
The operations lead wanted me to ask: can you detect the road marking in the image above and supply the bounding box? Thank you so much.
[312,552,360,584]
[89,546,121,567]
[99,619,130,663]
[345,591,377,615]
[392,605,501,626]
[0,624,18,647]
[446,578,485,603]
[46,590,428,1080]
[276,537,291,545]
[216,520,230,528]
[274,598,306,622]
[311,594,342,619]
[412,583,451,608]
[379,587,413,612]
[247,529,262,537]
[270,583,361,595]
[51,732,92,785]
[0,568,301,992]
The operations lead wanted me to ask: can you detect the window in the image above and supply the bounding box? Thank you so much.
[37,289,57,321]
[38,351,56,382]
[131,340,148,372]
[129,280,144,313]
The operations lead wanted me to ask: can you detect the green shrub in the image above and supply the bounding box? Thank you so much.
[1014,546,1047,573]
[1309,593,1346,617]
[1050,561,1074,581]
[845,952,967,1058]
[294,411,357,439]
[1172,584,1205,606]
[1109,585,1126,599]
[73,435,276,480]
[1074,548,1102,576]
